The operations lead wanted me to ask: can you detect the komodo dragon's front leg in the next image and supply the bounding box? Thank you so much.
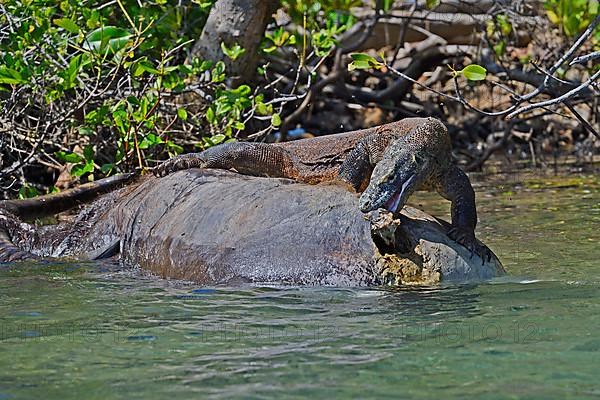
[435,165,491,261]
[154,142,299,179]
[436,166,478,246]
[357,123,492,261]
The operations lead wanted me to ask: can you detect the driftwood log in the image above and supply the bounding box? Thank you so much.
[31,169,505,286]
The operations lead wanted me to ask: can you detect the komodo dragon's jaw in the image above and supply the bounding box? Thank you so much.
[358,136,431,215]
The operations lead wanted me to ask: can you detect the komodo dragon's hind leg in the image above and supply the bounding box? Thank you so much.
[154,142,299,179]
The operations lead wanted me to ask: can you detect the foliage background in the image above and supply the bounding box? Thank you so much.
[0,0,598,198]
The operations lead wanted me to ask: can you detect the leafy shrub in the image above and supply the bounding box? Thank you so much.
[0,0,280,189]
[544,0,599,38]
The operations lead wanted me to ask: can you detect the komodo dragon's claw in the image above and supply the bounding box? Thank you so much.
[447,227,492,265]
[154,154,205,177]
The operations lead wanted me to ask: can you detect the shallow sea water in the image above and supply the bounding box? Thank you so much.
[0,172,599,399]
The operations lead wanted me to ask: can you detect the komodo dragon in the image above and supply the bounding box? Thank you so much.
[154,117,490,260]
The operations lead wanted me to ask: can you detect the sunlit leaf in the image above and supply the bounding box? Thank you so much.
[53,18,80,34]
[211,134,226,145]
[83,26,132,53]
[177,108,188,121]
[460,64,487,81]
[0,66,27,84]
[271,113,282,127]
[348,53,383,71]
[55,151,83,163]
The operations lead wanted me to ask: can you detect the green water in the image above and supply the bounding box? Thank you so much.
[1,173,599,399]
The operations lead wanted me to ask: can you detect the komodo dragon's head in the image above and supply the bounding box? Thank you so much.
[358,118,451,215]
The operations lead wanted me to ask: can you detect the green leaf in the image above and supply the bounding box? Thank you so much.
[256,102,272,116]
[0,66,27,85]
[496,14,512,36]
[177,108,188,121]
[64,54,87,88]
[425,0,440,9]
[127,96,140,105]
[348,60,370,71]
[233,84,251,97]
[546,9,560,25]
[350,54,373,62]
[167,140,184,154]
[198,60,213,71]
[220,42,245,61]
[83,26,132,54]
[382,0,394,12]
[101,163,114,174]
[210,134,226,145]
[348,53,383,71]
[55,151,83,163]
[139,133,164,149]
[215,101,232,116]
[459,64,487,81]
[83,145,94,161]
[53,18,80,34]
[493,40,507,57]
[71,161,94,177]
[78,127,94,136]
[564,14,580,36]
[271,113,282,127]
[86,10,100,29]
[206,107,216,124]
[112,109,129,135]
[486,20,495,37]
[312,29,338,57]
[192,0,214,10]
[18,185,40,199]
[211,63,226,82]
[133,59,160,76]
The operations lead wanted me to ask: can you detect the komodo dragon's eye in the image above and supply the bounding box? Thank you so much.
[378,171,395,185]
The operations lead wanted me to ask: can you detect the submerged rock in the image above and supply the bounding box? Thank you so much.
[44,169,504,285]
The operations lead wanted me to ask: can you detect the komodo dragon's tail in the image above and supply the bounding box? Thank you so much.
[0,173,135,219]
[0,173,135,262]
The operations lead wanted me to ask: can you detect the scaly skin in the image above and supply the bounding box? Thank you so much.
[0,173,135,262]
[155,117,491,261]
[0,210,38,262]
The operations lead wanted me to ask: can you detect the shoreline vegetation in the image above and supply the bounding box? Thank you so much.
[1,0,598,200]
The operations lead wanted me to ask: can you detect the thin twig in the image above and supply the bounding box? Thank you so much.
[506,68,600,118]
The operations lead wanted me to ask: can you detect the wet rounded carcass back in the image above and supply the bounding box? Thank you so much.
[71,169,504,285]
